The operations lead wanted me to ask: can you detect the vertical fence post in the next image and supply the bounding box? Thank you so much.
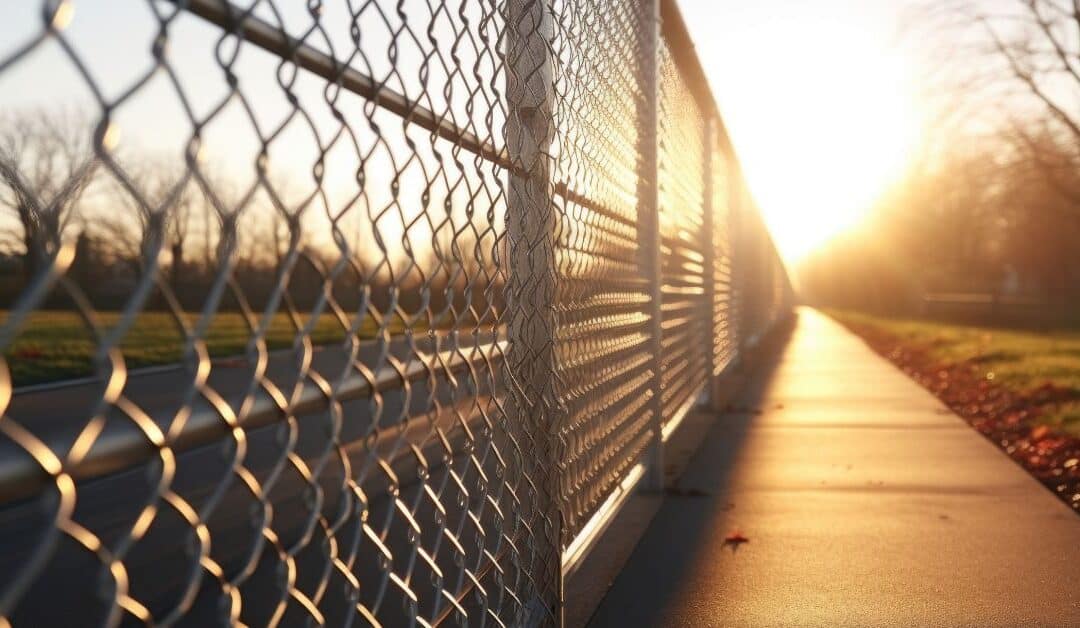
[701,115,719,407]
[639,0,665,491]
[727,161,748,363]
[505,0,562,624]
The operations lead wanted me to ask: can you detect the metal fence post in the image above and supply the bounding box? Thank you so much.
[702,115,719,405]
[727,160,748,361]
[505,0,562,624]
[639,0,665,491]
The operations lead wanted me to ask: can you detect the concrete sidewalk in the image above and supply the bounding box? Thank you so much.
[588,308,1080,628]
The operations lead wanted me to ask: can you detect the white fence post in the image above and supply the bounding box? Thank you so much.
[639,0,665,491]
[505,0,563,624]
[702,116,721,407]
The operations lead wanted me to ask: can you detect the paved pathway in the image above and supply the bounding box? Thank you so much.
[589,308,1080,627]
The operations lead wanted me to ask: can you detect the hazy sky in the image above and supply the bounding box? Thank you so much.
[678,0,925,263]
[0,1,925,265]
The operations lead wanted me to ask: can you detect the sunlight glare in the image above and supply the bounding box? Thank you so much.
[681,1,922,264]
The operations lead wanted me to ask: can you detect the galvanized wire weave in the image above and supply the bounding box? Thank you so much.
[548,0,654,548]
[0,1,790,626]
[656,40,708,427]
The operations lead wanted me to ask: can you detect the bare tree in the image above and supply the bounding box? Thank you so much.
[106,156,197,287]
[924,0,1080,202]
[795,1,1080,314]
[0,108,98,280]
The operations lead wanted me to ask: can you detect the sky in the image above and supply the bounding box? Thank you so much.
[677,0,925,264]
[0,2,500,266]
[0,1,926,268]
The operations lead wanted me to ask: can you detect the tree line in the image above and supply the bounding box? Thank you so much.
[0,107,502,320]
[799,0,1080,326]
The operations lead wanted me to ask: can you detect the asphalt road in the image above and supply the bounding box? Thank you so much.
[1,331,523,626]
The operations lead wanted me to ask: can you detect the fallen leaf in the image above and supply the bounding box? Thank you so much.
[722,530,749,550]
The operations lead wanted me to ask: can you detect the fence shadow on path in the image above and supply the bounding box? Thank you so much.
[586,313,798,627]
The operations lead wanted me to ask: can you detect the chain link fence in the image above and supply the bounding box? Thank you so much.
[0,0,790,625]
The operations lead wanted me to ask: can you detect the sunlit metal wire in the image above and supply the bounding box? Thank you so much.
[0,1,791,625]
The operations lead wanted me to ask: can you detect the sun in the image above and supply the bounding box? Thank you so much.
[682,1,923,265]
[738,31,919,264]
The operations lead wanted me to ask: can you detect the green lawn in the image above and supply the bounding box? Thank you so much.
[3,309,402,387]
[827,309,1080,434]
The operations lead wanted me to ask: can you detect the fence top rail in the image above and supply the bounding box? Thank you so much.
[178,0,512,166]
[184,0,740,169]
[659,0,736,158]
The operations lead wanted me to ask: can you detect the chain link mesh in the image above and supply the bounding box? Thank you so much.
[547,0,653,548]
[709,125,737,376]
[656,40,708,426]
[0,1,790,626]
